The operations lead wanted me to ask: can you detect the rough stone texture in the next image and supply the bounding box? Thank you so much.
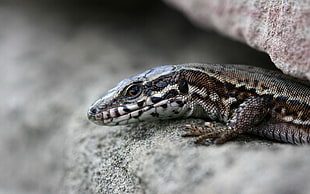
[66,117,310,194]
[1,1,310,194]
[164,0,310,80]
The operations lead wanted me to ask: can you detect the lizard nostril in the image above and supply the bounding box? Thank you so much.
[89,106,97,114]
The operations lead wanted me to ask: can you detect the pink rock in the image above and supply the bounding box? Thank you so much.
[165,0,310,80]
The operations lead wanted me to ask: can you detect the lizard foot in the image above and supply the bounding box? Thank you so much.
[182,122,238,144]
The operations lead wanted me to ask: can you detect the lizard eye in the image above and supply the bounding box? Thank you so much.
[125,84,142,98]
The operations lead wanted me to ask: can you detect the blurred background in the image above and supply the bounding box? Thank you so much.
[0,1,274,193]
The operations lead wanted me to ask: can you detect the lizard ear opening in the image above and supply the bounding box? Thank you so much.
[178,79,189,94]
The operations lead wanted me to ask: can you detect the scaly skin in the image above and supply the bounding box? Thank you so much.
[87,64,310,144]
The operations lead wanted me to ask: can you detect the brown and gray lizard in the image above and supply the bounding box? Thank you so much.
[87,64,310,144]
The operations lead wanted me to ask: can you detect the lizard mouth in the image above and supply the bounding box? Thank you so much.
[87,97,188,126]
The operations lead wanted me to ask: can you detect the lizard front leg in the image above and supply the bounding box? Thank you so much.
[183,96,270,144]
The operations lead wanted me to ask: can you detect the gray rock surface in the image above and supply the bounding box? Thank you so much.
[1,1,309,194]
[165,0,310,80]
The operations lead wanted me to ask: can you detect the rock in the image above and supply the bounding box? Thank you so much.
[2,2,310,194]
[66,115,310,194]
[164,0,310,80]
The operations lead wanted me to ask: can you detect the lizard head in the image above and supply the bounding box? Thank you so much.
[87,64,194,126]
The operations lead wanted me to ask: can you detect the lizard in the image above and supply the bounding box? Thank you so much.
[87,63,310,144]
